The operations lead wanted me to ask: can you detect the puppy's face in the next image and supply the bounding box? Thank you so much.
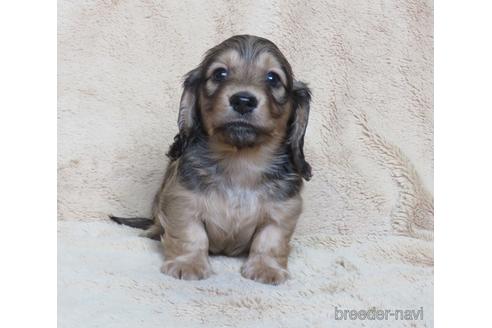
[199,48,293,148]
[174,35,312,180]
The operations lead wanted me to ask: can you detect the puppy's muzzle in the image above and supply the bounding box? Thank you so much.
[218,122,261,148]
[230,92,258,115]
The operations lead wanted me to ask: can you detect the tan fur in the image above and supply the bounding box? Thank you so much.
[154,158,302,283]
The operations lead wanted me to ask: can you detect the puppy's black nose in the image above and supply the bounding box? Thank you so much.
[229,92,258,114]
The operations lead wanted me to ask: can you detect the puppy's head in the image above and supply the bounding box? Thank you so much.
[172,35,312,180]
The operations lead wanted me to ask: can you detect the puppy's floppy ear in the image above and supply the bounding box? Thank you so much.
[167,67,202,160]
[177,67,201,136]
[288,80,312,181]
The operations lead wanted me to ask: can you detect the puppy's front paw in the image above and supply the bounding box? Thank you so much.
[241,256,289,285]
[161,258,212,280]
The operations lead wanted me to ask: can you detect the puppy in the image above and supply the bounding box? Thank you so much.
[111,35,312,285]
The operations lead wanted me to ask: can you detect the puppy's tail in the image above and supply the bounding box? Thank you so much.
[109,215,154,229]
[109,215,163,240]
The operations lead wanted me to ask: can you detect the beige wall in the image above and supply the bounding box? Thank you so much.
[58,0,433,239]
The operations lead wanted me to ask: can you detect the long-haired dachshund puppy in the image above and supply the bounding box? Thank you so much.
[111,35,312,285]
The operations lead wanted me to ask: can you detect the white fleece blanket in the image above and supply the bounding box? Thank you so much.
[58,0,433,326]
[58,219,432,327]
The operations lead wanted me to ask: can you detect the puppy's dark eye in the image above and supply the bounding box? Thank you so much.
[266,71,281,88]
[212,68,228,82]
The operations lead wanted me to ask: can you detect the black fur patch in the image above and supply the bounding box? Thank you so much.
[167,134,188,161]
[261,151,303,199]
[177,135,221,192]
[177,137,302,201]
[109,216,154,229]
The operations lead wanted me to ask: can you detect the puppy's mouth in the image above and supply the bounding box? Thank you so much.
[215,121,267,148]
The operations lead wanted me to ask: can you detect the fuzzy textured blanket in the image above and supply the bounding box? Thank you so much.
[58,0,433,327]
[58,220,432,327]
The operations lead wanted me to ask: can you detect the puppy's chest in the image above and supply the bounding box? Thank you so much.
[199,186,264,255]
